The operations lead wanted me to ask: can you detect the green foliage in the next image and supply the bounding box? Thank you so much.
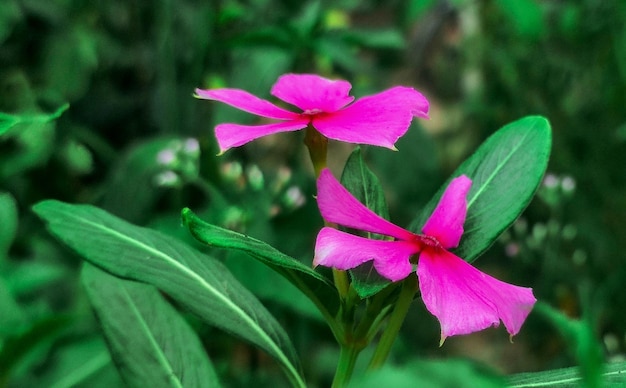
[33,200,304,387]
[2,0,625,386]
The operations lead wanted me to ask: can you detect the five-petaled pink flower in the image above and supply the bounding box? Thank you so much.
[314,169,536,342]
[195,74,429,154]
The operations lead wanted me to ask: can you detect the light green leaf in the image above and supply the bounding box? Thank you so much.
[82,264,220,388]
[508,361,626,387]
[0,103,69,137]
[410,116,551,263]
[33,200,305,388]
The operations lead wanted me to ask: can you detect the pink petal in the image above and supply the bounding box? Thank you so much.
[195,88,299,120]
[317,169,415,241]
[214,120,309,153]
[422,175,472,249]
[271,74,354,113]
[417,249,536,340]
[314,227,417,282]
[312,87,430,149]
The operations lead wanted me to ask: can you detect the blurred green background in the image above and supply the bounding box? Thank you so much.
[1,0,626,386]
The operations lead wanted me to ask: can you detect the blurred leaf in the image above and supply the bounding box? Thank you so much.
[0,192,18,259]
[38,337,122,388]
[33,200,305,388]
[82,264,220,388]
[508,361,626,387]
[60,139,93,175]
[340,148,392,298]
[99,137,177,223]
[0,277,26,336]
[410,116,552,263]
[348,358,504,387]
[406,0,437,22]
[495,0,546,39]
[0,103,69,137]
[0,315,72,384]
[293,0,321,37]
[42,26,99,100]
[341,29,406,50]
[0,0,21,45]
[182,208,339,320]
[532,302,604,388]
[5,259,68,296]
[0,103,69,178]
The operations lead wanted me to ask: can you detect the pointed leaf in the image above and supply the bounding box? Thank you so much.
[33,200,304,388]
[410,116,551,263]
[508,361,626,387]
[340,147,392,298]
[82,264,220,388]
[181,209,339,320]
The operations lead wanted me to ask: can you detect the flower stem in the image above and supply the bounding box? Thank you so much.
[331,344,362,388]
[367,275,417,369]
[303,125,328,178]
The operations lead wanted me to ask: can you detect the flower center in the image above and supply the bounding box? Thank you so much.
[302,108,323,115]
[419,234,442,249]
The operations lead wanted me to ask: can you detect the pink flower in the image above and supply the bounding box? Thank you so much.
[314,169,536,341]
[195,74,429,153]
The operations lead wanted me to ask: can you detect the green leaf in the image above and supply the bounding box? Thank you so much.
[340,148,392,298]
[410,116,552,263]
[508,361,626,387]
[181,208,339,320]
[33,200,305,388]
[82,264,220,388]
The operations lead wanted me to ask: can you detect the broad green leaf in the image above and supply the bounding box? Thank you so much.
[33,200,305,388]
[340,148,392,298]
[82,264,220,388]
[508,361,626,387]
[0,192,18,259]
[181,208,339,320]
[348,358,504,388]
[410,116,551,263]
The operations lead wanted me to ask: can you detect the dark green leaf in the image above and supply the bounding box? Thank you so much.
[340,147,392,298]
[181,208,339,320]
[33,200,305,388]
[82,264,220,388]
[410,116,552,263]
[0,192,18,258]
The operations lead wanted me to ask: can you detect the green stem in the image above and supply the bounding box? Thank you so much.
[303,125,328,178]
[331,344,362,388]
[367,275,417,369]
